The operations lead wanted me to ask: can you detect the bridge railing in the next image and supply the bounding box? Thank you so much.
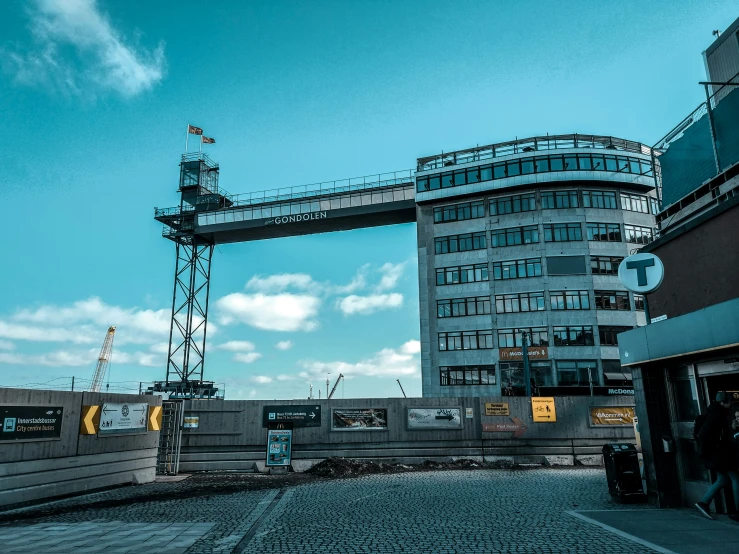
[227,169,415,208]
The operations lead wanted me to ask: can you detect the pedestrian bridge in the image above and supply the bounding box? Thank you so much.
[155,167,416,244]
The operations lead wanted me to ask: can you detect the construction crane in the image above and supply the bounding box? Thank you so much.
[327,373,344,399]
[396,379,407,398]
[90,326,116,392]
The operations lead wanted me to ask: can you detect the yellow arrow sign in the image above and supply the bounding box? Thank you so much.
[148,405,162,431]
[79,405,100,435]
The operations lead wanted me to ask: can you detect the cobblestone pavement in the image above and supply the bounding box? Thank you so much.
[0,468,663,553]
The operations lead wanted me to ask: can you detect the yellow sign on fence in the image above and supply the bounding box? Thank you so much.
[79,405,100,435]
[485,402,510,416]
[531,397,556,422]
[148,405,162,431]
[589,406,635,427]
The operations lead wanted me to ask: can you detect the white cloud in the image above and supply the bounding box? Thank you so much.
[149,342,170,354]
[216,293,320,332]
[276,374,296,381]
[2,0,165,97]
[234,352,262,364]
[249,390,257,398]
[376,262,406,291]
[0,339,16,350]
[216,340,256,352]
[0,347,162,367]
[246,274,315,293]
[298,340,420,379]
[274,340,293,351]
[337,293,403,315]
[251,375,272,384]
[8,297,171,345]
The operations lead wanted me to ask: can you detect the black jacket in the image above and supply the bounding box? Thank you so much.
[698,402,736,472]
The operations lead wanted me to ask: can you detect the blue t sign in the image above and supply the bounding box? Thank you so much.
[618,253,664,294]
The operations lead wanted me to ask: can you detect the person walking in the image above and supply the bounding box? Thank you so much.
[695,391,739,521]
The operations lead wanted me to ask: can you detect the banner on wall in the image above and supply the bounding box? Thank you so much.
[332,408,388,431]
[407,408,462,430]
[589,406,636,427]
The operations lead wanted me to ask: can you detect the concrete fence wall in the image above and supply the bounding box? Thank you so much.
[180,395,635,472]
[0,388,162,508]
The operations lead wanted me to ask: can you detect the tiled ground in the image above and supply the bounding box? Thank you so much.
[1,468,736,553]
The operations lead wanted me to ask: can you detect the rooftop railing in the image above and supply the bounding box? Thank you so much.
[417,134,652,171]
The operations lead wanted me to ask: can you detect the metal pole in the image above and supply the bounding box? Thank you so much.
[522,331,531,397]
[588,367,593,396]
[643,293,651,324]
[71,376,75,392]
[703,84,722,174]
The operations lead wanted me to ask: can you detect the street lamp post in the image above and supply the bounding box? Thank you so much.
[522,331,531,397]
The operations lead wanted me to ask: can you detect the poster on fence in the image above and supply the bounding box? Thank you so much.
[407,407,462,430]
[589,406,635,427]
[332,408,388,431]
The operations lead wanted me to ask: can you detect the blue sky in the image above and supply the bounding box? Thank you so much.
[0,0,736,399]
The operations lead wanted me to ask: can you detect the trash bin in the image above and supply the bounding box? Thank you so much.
[602,443,647,503]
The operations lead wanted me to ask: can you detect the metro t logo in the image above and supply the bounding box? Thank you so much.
[625,258,655,286]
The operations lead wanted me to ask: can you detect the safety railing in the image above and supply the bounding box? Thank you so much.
[155,205,195,218]
[227,169,415,208]
[417,134,652,171]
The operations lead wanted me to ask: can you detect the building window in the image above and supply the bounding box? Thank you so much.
[500,361,553,394]
[495,291,546,313]
[437,296,491,318]
[497,327,548,348]
[435,231,487,254]
[544,223,582,242]
[594,290,630,310]
[582,190,617,209]
[491,225,539,247]
[634,294,645,311]
[440,365,496,386]
[598,326,633,346]
[490,193,536,215]
[624,224,654,245]
[586,222,621,242]
[620,192,650,214]
[438,330,494,351]
[557,360,597,386]
[602,360,632,386]
[541,190,579,209]
[436,264,489,285]
[493,258,542,280]
[417,154,653,191]
[649,197,660,214]
[552,326,595,346]
[550,290,590,310]
[433,201,485,223]
[591,255,623,275]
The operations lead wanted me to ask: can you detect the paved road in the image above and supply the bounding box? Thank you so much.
[0,468,718,553]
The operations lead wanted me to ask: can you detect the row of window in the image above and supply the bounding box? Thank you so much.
[435,255,640,283]
[433,189,658,223]
[439,325,634,351]
[435,223,654,253]
[438,290,642,316]
[417,153,654,193]
[440,360,628,388]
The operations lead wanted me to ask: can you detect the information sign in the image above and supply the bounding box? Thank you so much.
[531,397,557,422]
[1,406,63,441]
[98,403,148,435]
[266,429,293,467]
[262,405,321,428]
[183,415,199,429]
[485,402,510,416]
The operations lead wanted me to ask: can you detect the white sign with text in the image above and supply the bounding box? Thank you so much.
[99,403,148,435]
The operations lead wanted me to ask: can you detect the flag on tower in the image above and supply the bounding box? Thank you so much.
[188,125,203,135]
[202,136,215,144]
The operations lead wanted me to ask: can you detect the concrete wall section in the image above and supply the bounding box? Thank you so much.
[179,396,635,472]
[0,388,162,508]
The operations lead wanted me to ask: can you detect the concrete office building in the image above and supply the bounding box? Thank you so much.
[704,15,739,106]
[413,135,658,398]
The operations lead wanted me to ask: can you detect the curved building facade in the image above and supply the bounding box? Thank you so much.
[415,135,658,397]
